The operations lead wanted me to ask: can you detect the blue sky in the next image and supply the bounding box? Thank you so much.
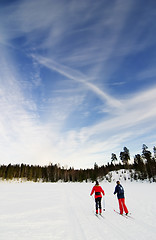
[0,0,156,169]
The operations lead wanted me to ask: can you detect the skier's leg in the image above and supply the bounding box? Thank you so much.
[95,198,98,214]
[122,198,128,214]
[118,198,123,214]
[99,197,102,214]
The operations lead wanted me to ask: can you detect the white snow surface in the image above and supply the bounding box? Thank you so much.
[0,180,155,240]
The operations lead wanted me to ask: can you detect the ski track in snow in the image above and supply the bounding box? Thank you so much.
[0,181,156,240]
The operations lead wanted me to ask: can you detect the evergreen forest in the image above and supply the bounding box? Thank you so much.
[0,144,156,182]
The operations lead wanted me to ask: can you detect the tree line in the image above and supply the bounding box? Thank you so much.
[0,144,156,182]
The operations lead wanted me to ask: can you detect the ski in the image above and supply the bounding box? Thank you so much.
[95,214,100,218]
[124,213,134,219]
[94,213,104,219]
[113,209,134,219]
[113,209,128,218]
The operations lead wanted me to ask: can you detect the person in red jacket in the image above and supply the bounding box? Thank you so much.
[90,180,105,214]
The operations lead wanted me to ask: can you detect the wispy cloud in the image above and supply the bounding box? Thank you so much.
[137,67,156,81]
[0,0,156,168]
[32,54,122,109]
[56,84,156,166]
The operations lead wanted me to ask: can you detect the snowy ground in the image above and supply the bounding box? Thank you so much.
[0,180,155,240]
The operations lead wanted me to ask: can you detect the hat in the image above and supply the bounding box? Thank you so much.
[96,180,99,185]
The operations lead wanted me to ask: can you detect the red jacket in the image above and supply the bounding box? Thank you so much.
[90,185,105,198]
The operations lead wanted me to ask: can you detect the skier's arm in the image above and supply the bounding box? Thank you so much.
[114,186,117,195]
[90,186,95,196]
[101,187,105,195]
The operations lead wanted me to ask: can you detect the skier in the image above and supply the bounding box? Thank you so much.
[90,180,105,215]
[114,181,128,215]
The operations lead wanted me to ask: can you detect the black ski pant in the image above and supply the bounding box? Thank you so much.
[95,197,102,211]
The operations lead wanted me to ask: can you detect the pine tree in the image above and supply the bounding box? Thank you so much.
[111,153,118,164]
[120,147,130,165]
[142,144,154,180]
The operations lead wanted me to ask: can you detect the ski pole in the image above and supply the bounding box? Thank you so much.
[103,196,105,211]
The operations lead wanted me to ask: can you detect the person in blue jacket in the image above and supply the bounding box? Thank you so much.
[114,181,128,215]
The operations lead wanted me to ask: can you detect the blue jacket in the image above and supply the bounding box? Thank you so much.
[114,184,125,199]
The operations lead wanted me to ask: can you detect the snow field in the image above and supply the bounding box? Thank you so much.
[0,181,155,240]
